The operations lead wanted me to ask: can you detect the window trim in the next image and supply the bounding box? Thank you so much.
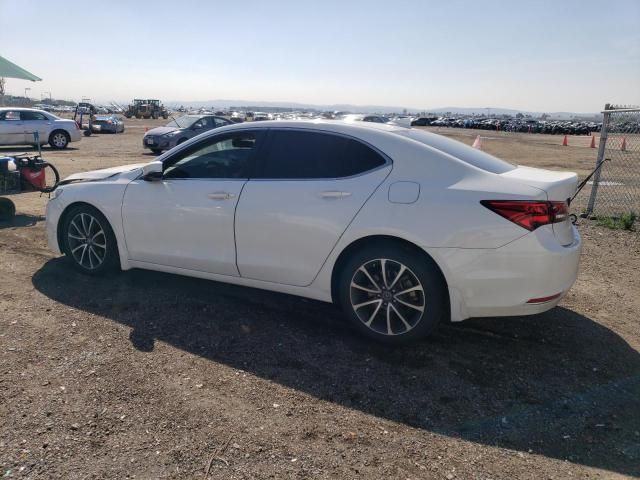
[251,127,392,181]
[160,129,265,181]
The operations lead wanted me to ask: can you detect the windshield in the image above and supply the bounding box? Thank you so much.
[165,115,199,129]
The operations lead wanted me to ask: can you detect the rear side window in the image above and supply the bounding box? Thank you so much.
[214,117,231,127]
[21,111,48,121]
[400,129,515,174]
[257,130,387,179]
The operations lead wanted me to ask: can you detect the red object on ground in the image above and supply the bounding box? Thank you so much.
[562,135,568,146]
[590,136,596,148]
[472,135,482,150]
[20,167,46,190]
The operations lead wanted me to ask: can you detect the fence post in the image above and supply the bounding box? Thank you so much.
[586,105,611,216]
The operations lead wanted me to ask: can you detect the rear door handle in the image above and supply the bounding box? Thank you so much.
[207,192,235,200]
[319,191,351,199]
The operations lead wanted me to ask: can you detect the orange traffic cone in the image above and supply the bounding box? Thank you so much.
[621,137,627,151]
[145,127,149,132]
[472,135,482,150]
[590,136,596,148]
[562,135,568,146]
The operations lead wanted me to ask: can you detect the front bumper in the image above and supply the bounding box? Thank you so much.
[440,225,582,321]
[143,135,174,150]
[46,196,65,254]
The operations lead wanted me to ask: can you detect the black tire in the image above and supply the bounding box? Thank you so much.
[61,204,120,276]
[150,148,162,154]
[337,243,447,344]
[0,197,16,222]
[49,130,70,149]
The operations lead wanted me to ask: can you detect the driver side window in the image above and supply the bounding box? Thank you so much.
[163,132,260,180]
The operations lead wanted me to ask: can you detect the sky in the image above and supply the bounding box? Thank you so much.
[1,0,639,112]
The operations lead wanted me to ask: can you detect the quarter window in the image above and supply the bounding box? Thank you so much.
[258,130,387,179]
[163,132,260,179]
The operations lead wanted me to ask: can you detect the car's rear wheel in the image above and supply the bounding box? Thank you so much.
[61,205,119,275]
[337,244,447,344]
[49,130,70,149]
[150,148,162,154]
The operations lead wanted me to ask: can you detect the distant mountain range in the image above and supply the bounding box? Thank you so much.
[160,99,598,119]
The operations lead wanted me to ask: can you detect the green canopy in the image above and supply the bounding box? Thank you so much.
[0,55,42,81]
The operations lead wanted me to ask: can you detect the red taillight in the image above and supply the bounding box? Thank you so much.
[75,121,81,130]
[526,292,562,304]
[481,200,568,231]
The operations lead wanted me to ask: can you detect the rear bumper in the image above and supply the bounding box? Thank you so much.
[68,129,82,142]
[438,225,582,321]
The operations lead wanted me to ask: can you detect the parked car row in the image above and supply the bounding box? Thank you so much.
[412,116,602,135]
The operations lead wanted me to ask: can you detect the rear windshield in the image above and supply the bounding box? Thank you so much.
[399,129,515,174]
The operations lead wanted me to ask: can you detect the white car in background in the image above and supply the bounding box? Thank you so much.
[46,121,581,344]
[0,107,81,149]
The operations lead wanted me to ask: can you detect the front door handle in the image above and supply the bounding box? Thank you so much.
[319,191,351,199]
[207,192,235,200]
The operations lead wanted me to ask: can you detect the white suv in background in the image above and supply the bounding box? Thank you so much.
[0,107,82,149]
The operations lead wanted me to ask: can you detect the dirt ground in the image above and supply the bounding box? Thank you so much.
[1,120,639,479]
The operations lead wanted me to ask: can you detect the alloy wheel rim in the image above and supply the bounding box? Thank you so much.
[67,213,106,269]
[350,258,425,336]
[53,133,66,147]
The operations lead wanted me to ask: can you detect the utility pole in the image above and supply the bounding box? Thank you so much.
[24,87,31,106]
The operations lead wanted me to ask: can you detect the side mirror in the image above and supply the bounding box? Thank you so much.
[141,161,163,182]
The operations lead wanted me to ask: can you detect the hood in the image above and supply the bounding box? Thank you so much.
[145,126,179,136]
[61,163,147,184]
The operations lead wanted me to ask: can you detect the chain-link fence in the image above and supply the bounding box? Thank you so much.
[579,105,639,225]
[572,104,640,227]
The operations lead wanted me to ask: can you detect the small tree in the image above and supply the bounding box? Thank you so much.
[515,112,524,119]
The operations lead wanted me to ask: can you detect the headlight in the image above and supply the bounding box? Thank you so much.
[162,130,180,138]
[50,187,63,200]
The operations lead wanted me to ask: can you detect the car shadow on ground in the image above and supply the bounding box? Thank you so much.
[0,213,45,229]
[0,146,79,154]
[32,258,640,476]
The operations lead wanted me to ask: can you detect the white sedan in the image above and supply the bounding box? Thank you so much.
[46,121,581,343]
[0,107,81,149]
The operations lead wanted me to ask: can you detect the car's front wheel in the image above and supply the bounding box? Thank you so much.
[337,243,447,344]
[49,130,70,149]
[61,205,119,275]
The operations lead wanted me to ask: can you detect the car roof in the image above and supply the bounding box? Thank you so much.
[216,119,406,135]
[0,107,50,112]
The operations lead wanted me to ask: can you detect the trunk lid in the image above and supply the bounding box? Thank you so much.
[502,166,578,245]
